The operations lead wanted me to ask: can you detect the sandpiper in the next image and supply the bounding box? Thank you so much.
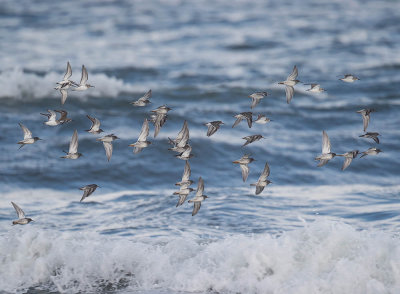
[175,161,194,186]
[360,147,382,158]
[130,90,152,106]
[41,110,60,126]
[337,150,359,171]
[79,184,99,202]
[174,186,194,207]
[188,177,208,216]
[151,105,171,138]
[315,130,336,167]
[56,61,77,88]
[96,134,119,161]
[232,112,253,128]
[278,65,300,104]
[168,120,189,149]
[72,65,94,91]
[339,74,359,83]
[254,114,272,125]
[356,109,375,132]
[55,110,72,124]
[242,134,265,147]
[129,118,151,154]
[61,130,82,159]
[17,123,41,149]
[305,84,325,93]
[250,161,271,195]
[233,154,254,182]
[359,132,380,144]
[86,115,104,134]
[11,202,33,225]
[175,145,193,161]
[248,92,268,109]
[204,121,224,137]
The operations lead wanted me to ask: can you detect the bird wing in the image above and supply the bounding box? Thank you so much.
[255,185,265,195]
[251,97,260,109]
[48,110,57,122]
[11,202,25,219]
[362,114,369,132]
[138,89,152,102]
[240,164,249,182]
[195,177,204,197]
[287,65,298,81]
[373,136,379,144]
[153,114,164,138]
[69,130,79,153]
[92,117,101,130]
[244,113,253,128]
[176,120,188,144]
[19,123,32,140]
[182,161,191,182]
[103,142,113,161]
[322,130,331,154]
[181,145,192,158]
[232,116,242,128]
[138,119,149,142]
[207,124,217,137]
[285,86,294,104]
[317,159,329,167]
[64,61,72,80]
[58,110,68,121]
[60,89,68,105]
[80,65,88,85]
[177,124,189,147]
[258,162,270,181]
[192,202,201,216]
[176,194,188,207]
[342,157,353,171]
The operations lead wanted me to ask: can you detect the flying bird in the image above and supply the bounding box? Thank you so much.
[174,186,194,207]
[17,123,41,149]
[204,121,224,137]
[248,92,268,109]
[250,161,271,195]
[79,184,99,202]
[41,110,60,126]
[151,105,171,137]
[233,154,255,182]
[72,65,94,91]
[254,114,272,125]
[61,130,82,159]
[305,84,325,93]
[55,61,77,88]
[359,132,380,144]
[360,147,382,158]
[337,150,359,171]
[130,90,152,107]
[315,130,336,167]
[55,110,72,124]
[339,74,359,83]
[96,134,119,161]
[242,134,265,147]
[356,109,375,132]
[175,161,194,187]
[86,115,104,134]
[175,145,193,161]
[278,65,300,104]
[11,202,33,225]
[129,118,151,154]
[188,177,208,216]
[232,112,252,128]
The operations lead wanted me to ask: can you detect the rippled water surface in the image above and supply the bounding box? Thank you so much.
[0,0,400,293]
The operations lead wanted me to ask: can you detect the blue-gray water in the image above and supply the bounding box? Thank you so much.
[1,0,400,293]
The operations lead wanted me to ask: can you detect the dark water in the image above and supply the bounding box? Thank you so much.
[0,0,400,293]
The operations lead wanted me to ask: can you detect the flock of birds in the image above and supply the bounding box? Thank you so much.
[11,63,382,225]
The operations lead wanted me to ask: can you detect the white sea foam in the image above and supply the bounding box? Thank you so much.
[1,220,400,293]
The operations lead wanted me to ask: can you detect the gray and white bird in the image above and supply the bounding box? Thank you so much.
[278,65,300,104]
[17,123,41,149]
[175,161,193,187]
[96,134,119,161]
[55,61,77,88]
[232,112,253,128]
[86,115,104,134]
[168,120,189,149]
[337,150,359,171]
[204,121,224,137]
[250,161,271,195]
[61,130,82,159]
[188,177,208,216]
[72,65,94,91]
[248,92,268,109]
[242,134,265,147]
[11,202,33,225]
[356,109,375,132]
[254,114,272,125]
[79,184,99,202]
[129,118,151,154]
[359,132,380,144]
[360,147,382,158]
[315,130,336,167]
[339,74,359,83]
[41,110,60,126]
[174,186,194,207]
[305,84,325,93]
[233,154,255,182]
[151,105,171,138]
[175,145,193,161]
[55,110,72,124]
[130,90,152,107]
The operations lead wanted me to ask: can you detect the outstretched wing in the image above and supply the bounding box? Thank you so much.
[69,130,79,154]
[138,89,152,102]
[207,124,217,137]
[285,86,294,104]
[103,142,113,161]
[80,65,88,85]
[258,162,270,182]
[192,202,201,216]
[251,97,260,109]
[322,130,331,154]
[286,65,298,81]
[232,116,242,128]
[19,123,32,140]
[239,164,249,182]
[362,114,369,132]
[60,89,68,105]
[182,161,191,182]
[64,61,72,80]
[138,119,149,142]
[342,157,353,171]
[195,177,204,197]
[11,202,25,219]
[255,185,265,195]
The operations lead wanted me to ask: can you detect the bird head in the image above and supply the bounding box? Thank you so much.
[27,218,34,223]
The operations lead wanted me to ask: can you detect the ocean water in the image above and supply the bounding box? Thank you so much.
[0,0,400,293]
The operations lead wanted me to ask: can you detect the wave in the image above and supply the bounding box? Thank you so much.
[1,220,399,293]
